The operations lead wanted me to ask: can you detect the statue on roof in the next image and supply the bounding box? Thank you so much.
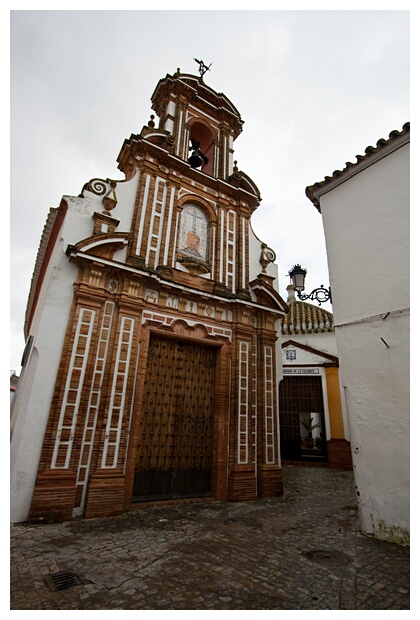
[194,58,212,79]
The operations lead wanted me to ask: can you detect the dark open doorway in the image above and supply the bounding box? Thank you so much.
[279,375,328,463]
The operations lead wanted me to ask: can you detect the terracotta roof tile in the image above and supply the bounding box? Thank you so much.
[280,299,334,335]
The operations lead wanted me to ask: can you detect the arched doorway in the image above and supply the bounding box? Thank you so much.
[132,336,217,500]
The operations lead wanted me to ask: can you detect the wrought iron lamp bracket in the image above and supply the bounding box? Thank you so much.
[296,286,332,306]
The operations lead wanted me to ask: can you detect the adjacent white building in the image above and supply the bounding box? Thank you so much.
[306,123,410,545]
[279,285,351,469]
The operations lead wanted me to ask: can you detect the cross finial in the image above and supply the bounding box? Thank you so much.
[194,58,212,79]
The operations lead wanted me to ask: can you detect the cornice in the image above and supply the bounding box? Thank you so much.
[151,72,243,137]
[117,135,261,209]
[66,248,286,316]
[249,278,289,313]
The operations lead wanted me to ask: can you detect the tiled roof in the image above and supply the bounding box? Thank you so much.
[24,208,58,335]
[306,122,410,211]
[280,286,334,335]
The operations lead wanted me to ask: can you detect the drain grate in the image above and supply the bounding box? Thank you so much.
[302,549,352,566]
[45,570,82,592]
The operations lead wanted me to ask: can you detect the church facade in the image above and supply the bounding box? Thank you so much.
[11,69,288,523]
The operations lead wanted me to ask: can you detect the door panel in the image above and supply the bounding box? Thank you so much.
[133,337,216,500]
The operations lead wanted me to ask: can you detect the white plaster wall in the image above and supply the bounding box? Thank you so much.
[318,142,410,543]
[64,171,138,244]
[248,222,279,291]
[337,313,409,536]
[283,331,338,357]
[112,171,139,231]
[321,145,409,326]
[10,172,139,523]
[10,252,77,523]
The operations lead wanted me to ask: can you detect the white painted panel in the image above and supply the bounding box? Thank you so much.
[52,307,96,469]
[136,173,151,255]
[101,316,135,469]
[238,341,249,464]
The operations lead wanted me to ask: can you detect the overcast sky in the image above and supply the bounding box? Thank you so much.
[9,9,410,372]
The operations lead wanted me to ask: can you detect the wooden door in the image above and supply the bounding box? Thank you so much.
[133,336,216,500]
[279,375,327,462]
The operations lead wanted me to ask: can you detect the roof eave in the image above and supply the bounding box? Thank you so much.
[306,122,410,213]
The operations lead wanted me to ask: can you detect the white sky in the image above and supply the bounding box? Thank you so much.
[8,7,411,373]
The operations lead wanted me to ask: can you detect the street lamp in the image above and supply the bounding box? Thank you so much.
[288,264,332,306]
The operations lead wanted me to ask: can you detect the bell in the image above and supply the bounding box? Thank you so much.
[188,150,203,168]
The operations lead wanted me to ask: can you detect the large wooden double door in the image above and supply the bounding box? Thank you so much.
[133,336,216,501]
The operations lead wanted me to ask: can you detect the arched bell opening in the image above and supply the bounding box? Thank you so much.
[188,122,215,176]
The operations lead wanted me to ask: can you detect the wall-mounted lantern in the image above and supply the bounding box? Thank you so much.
[288,264,332,306]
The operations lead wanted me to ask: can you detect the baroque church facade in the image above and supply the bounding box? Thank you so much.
[11,69,288,523]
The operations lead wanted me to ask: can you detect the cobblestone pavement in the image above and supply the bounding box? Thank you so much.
[10,465,410,610]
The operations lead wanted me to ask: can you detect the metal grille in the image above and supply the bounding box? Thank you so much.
[45,571,82,592]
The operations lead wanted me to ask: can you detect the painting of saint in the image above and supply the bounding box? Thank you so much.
[178,205,208,261]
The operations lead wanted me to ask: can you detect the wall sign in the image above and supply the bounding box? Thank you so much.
[283,368,320,374]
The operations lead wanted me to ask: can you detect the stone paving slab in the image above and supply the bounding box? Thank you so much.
[10,465,410,610]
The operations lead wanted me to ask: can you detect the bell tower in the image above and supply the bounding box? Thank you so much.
[117,67,265,295]
[150,67,243,180]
